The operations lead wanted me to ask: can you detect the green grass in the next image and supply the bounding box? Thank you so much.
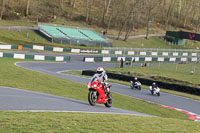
[0,19,35,26]
[112,36,200,49]
[0,58,188,119]
[64,70,200,101]
[0,112,199,133]
[105,63,200,88]
[0,29,104,50]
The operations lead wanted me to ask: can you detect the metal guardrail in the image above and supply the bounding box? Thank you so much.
[104,47,200,53]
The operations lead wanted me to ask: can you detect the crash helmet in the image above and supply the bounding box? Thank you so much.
[135,77,138,80]
[152,82,156,85]
[97,67,104,74]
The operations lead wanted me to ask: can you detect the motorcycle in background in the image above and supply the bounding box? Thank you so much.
[87,77,112,108]
[130,81,141,90]
[149,86,160,96]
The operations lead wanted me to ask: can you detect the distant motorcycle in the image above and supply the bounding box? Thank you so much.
[149,86,160,96]
[130,81,141,90]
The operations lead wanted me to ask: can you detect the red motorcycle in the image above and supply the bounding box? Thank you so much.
[87,77,112,108]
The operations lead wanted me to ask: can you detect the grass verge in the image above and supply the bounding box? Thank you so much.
[0,112,199,133]
[0,58,188,119]
[105,63,200,88]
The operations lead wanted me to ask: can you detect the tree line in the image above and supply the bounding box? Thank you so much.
[0,0,200,41]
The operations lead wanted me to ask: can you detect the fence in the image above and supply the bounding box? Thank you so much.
[0,51,71,62]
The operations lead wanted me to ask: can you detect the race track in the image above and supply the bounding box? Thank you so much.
[1,53,200,117]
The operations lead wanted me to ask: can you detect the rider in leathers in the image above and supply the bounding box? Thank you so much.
[91,67,109,94]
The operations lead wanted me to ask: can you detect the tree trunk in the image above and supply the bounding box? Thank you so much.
[165,0,176,29]
[26,0,30,16]
[183,2,190,27]
[105,0,112,16]
[116,5,135,40]
[86,0,89,22]
[106,0,115,33]
[117,23,124,40]
[69,0,73,6]
[146,18,150,40]
[195,17,200,33]
[0,0,5,20]
[88,0,93,24]
[102,0,107,24]
[69,0,76,19]
[124,24,133,41]
[60,0,63,9]
[72,0,76,8]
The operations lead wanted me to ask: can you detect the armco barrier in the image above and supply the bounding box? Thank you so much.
[82,70,200,95]
[84,56,200,63]
[21,43,200,57]
[0,52,70,62]
[0,45,18,50]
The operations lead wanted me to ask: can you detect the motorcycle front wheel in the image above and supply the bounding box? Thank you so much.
[104,93,113,108]
[150,90,154,95]
[88,90,98,106]
[138,86,141,90]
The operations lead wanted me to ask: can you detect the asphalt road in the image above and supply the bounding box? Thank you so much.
[0,86,151,116]
[14,55,200,115]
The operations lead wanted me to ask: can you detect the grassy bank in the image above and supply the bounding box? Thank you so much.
[0,58,187,119]
[0,112,199,133]
[105,63,200,88]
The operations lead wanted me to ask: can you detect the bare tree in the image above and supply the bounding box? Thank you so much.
[145,0,161,39]
[165,0,177,29]
[105,0,112,16]
[26,0,30,16]
[60,0,64,9]
[86,0,89,22]
[116,0,135,40]
[0,0,5,20]
[69,0,73,6]
[106,0,115,33]
[102,0,112,24]
[68,0,76,19]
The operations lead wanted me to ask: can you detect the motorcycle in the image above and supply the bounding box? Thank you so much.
[87,77,112,108]
[149,86,160,96]
[130,81,141,90]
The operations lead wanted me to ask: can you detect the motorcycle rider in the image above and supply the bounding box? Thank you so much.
[91,67,109,94]
[152,82,158,90]
[132,77,138,86]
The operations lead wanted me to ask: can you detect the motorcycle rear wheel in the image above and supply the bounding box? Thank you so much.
[88,90,98,106]
[104,93,113,108]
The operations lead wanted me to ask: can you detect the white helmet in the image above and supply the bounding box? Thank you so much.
[97,67,104,74]
[135,77,137,80]
[153,82,156,85]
